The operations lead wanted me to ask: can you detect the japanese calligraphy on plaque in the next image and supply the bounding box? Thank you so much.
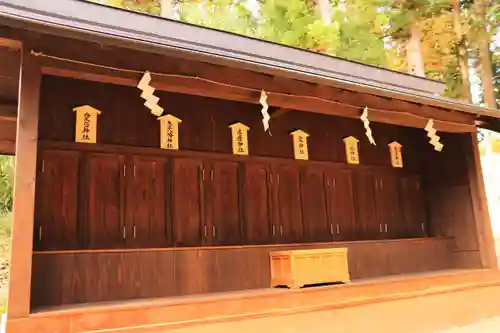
[343,136,360,164]
[73,105,102,144]
[158,114,182,150]
[229,122,250,155]
[388,141,403,168]
[290,129,310,160]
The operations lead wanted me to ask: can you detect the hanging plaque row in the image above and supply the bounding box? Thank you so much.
[72,107,404,168]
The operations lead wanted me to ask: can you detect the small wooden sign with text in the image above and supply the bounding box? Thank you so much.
[343,136,360,164]
[158,114,182,150]
[73,105,102,144]
[290,129,309,160]
[229,122,250,155]
[388,141,403,168]
[491,137,500,154]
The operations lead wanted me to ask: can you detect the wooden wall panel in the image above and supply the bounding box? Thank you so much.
[35,76,487,272]
[420,133,483,268]
[125,155,168,248]
[206,160,241,246]
[241,162,272,245]
[326,169,357,240]
[30,238,455,309]
[38,76,424,171]
[171,158,204,247]
[85,153,124,249]
[300,166,330,242]
[34,150,80,250]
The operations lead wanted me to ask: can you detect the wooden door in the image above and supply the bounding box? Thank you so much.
[325,169,356,241]
[171,157,204,247]
[34,150,80,250]
[400,175,427,238]
[205,160,241,246]
[84,153,125,249]
[125,156,168,248]
[272,164,304,243]
[241,162,271,244]
[353,171,379,240]
[300,166,330,242]
[374,172,402,238]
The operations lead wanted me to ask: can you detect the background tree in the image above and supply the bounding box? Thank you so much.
[451,0,472,102]
[0,156,13,215]
[179,0,256,35]
[493,45,500,107]
[90,0,499,110]
[471,0,496,108]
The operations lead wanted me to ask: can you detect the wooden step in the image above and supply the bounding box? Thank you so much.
[8,269,500,333]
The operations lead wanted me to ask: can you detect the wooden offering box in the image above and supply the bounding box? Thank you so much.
[270,248,350,289]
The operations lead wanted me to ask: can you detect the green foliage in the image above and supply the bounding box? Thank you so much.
[90,0,161,15]
[179,0,256,35]
[91,0,498,106]
[257,0,324,49]
[0,157,14,215]
[387,0,451,38]
[493,48,500,108]
[332,0,390,67]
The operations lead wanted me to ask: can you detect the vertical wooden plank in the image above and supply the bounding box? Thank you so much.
[126,156,168,248]
[353,171,378,240]
[465,131,497,269]
[171,158,204,247]
[34,150,80,250]
[85,153,124,249]
[241,162,272,244]
[153,251,176,297]
[326,169,356,240]
[300,166,330,242]
[8,48,41,318]
[399,175,427,238]
[274,164,303,243]
[374,172,402,239]
[207,160,241,245]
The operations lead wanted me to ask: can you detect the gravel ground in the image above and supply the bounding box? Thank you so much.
[438,317,500,332]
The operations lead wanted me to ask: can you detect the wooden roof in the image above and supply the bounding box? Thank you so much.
[0,0,499,132]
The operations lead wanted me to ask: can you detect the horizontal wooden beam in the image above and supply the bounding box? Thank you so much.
[0,37,21,50]
[0,103,16,122]
[0,48,21,80]
[271,108,292,119]
[40,63,474,133]
[0,139,15,155]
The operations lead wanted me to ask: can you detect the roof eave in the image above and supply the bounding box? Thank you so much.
[1,0,499,132]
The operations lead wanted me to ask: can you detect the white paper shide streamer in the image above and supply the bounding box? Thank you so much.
[260,90,270,132]
[425,119,443,152]
[137,71,164,116]
[361,106,376,145]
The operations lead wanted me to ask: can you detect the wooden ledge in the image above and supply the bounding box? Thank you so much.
[33,237,452,255]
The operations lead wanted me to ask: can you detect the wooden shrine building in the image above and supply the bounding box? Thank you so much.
[1,1,500,332]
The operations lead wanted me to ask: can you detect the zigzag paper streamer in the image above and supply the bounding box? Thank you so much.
[259,90,270,132]
[361,106,376,145]
[424,119,443,152]
[137,71,164,116]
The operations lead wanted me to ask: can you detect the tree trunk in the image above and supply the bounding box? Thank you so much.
[452,0,472,103]
[160,0,175,19]
[315,0,331,25]
[475,0,496,108]
[406,21,425,77]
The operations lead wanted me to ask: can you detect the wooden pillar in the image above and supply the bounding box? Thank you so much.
[466,130,497,270]
[7,47,41,318]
